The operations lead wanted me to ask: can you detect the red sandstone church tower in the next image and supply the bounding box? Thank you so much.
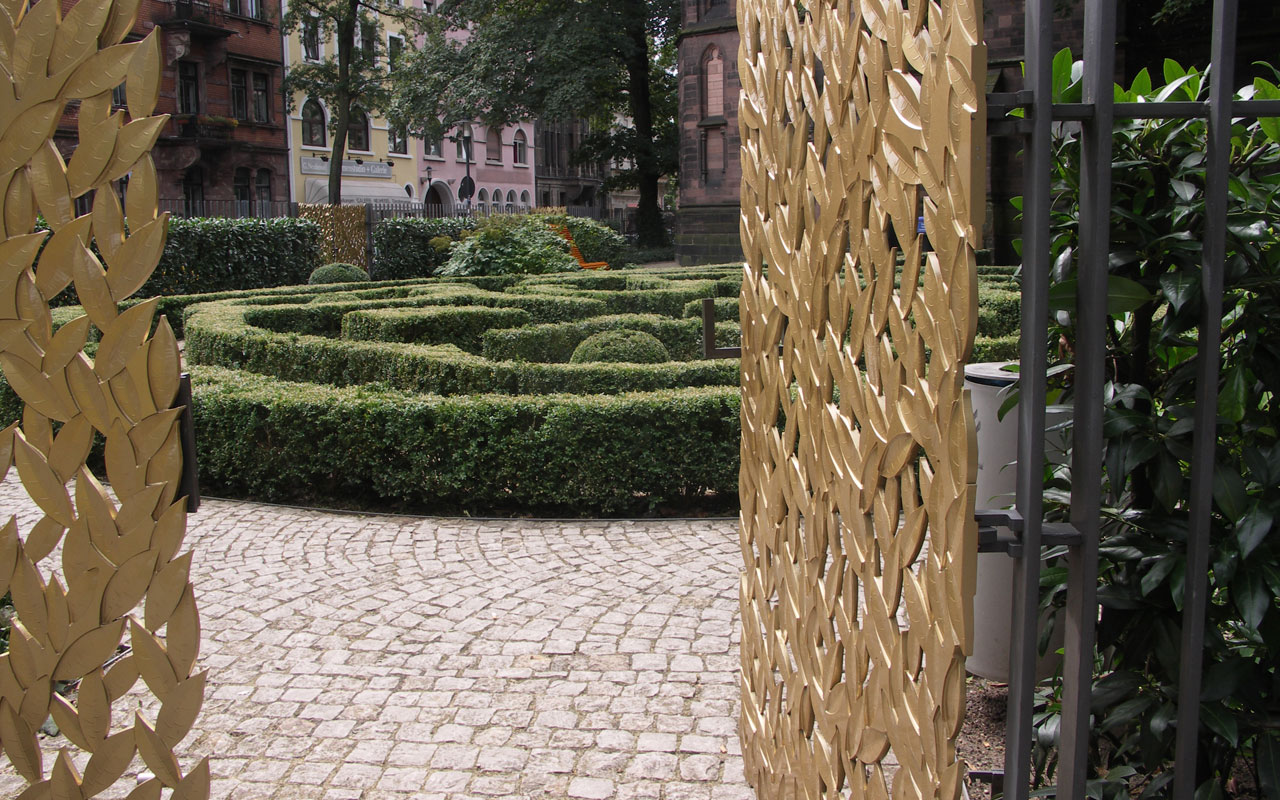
[675,0,744,266]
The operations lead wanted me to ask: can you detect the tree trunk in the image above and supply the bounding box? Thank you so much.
[328,0,359,205]
[622,2,667,248]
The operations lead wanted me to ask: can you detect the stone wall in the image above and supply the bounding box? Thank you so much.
[676,204,742,266]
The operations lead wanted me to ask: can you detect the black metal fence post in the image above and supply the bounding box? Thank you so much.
[1005,0,1053,795]
[1173,1,1239,797]
[1056,0,1116,795]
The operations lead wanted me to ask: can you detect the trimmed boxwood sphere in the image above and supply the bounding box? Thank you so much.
[309,263,371,284]
[570,329,670,364]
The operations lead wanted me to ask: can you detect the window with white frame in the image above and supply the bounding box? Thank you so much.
[512,130,528,165]
[303,18,321,61]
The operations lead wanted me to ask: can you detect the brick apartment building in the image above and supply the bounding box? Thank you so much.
[54,0,290,217]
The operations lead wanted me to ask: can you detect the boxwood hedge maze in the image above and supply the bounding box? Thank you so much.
[3,265,1023,516]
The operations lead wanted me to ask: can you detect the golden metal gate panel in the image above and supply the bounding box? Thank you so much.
[737,1,985,797]
[0,0,208,796]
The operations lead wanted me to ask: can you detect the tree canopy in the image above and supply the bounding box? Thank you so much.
[388,0,680,246]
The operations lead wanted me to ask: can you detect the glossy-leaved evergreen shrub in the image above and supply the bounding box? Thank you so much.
[1025,55,1280,799]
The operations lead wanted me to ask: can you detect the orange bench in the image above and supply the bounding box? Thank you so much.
[554,225,609,270]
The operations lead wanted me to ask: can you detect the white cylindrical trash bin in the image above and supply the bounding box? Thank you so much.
[965,362,1064,681]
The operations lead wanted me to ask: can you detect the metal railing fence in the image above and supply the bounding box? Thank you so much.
[992,1,1280,798]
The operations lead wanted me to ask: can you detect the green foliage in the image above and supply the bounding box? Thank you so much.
[481,314,720,363]
[184,298,738,397]
[570,329,670,364]
[971,334,1021,363]
[683,297,739,322]
[309,262,371,284]
[440,215,578,277]
[385,0,678,246]
[179,269,740,514]
[539,213,628,265]
[191,366,738,515]
[343,305,530,353]
[142,217,321,297]
[1025,55,1280,798]
[371,216,480,280]
[976,288,1021,337]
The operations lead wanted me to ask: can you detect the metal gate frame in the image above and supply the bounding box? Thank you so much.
[991,1,1280,798]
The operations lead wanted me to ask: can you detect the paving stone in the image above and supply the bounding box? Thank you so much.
[0,484,750,799]
[569,777,617,799]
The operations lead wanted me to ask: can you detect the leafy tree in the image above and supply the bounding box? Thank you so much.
[388,0,679,247]
[282,0,428,204]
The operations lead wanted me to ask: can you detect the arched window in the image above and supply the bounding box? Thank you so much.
[512,130,528,165]
[477,188,488,214]
[486,127,503,162]
[347,109,370,152]
[233,168,251,216]
[505,190,516,213]
[302,99,326,147]
[255,169,271,216]
[520,190,531,210]
[701,46,725,119]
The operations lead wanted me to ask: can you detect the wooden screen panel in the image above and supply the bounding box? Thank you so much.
[736,1,985,798]
[0,0,208,796]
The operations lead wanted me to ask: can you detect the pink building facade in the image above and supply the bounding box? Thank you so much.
[415,22,536,213]
[418,121,537,214]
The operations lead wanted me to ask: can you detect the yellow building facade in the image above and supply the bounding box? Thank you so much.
[281,0,422,205]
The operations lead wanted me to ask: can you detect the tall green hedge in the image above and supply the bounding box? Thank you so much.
[144,218,322,297]
[370,217,480,280]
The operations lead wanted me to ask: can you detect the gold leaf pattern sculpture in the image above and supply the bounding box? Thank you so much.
[298,203,368,269]
[736,0,984,797]
[0,0,207,796]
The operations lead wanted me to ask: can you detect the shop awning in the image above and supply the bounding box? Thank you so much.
[304,178,414,204]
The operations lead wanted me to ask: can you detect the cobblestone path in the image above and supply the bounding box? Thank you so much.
[0,482,750,799]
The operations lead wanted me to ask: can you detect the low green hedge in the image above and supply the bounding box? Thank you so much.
[184,301,739,396]
[0,264,1036,517]
[976,288,1021,337]
[971,334,1021,363]
[479,314,740,363]
[310,263,371,284]
[683,297,739,322]
[343,306,531,353]
[509,278,723,318]
[978,265,1019,277]
[192,366,739,514]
